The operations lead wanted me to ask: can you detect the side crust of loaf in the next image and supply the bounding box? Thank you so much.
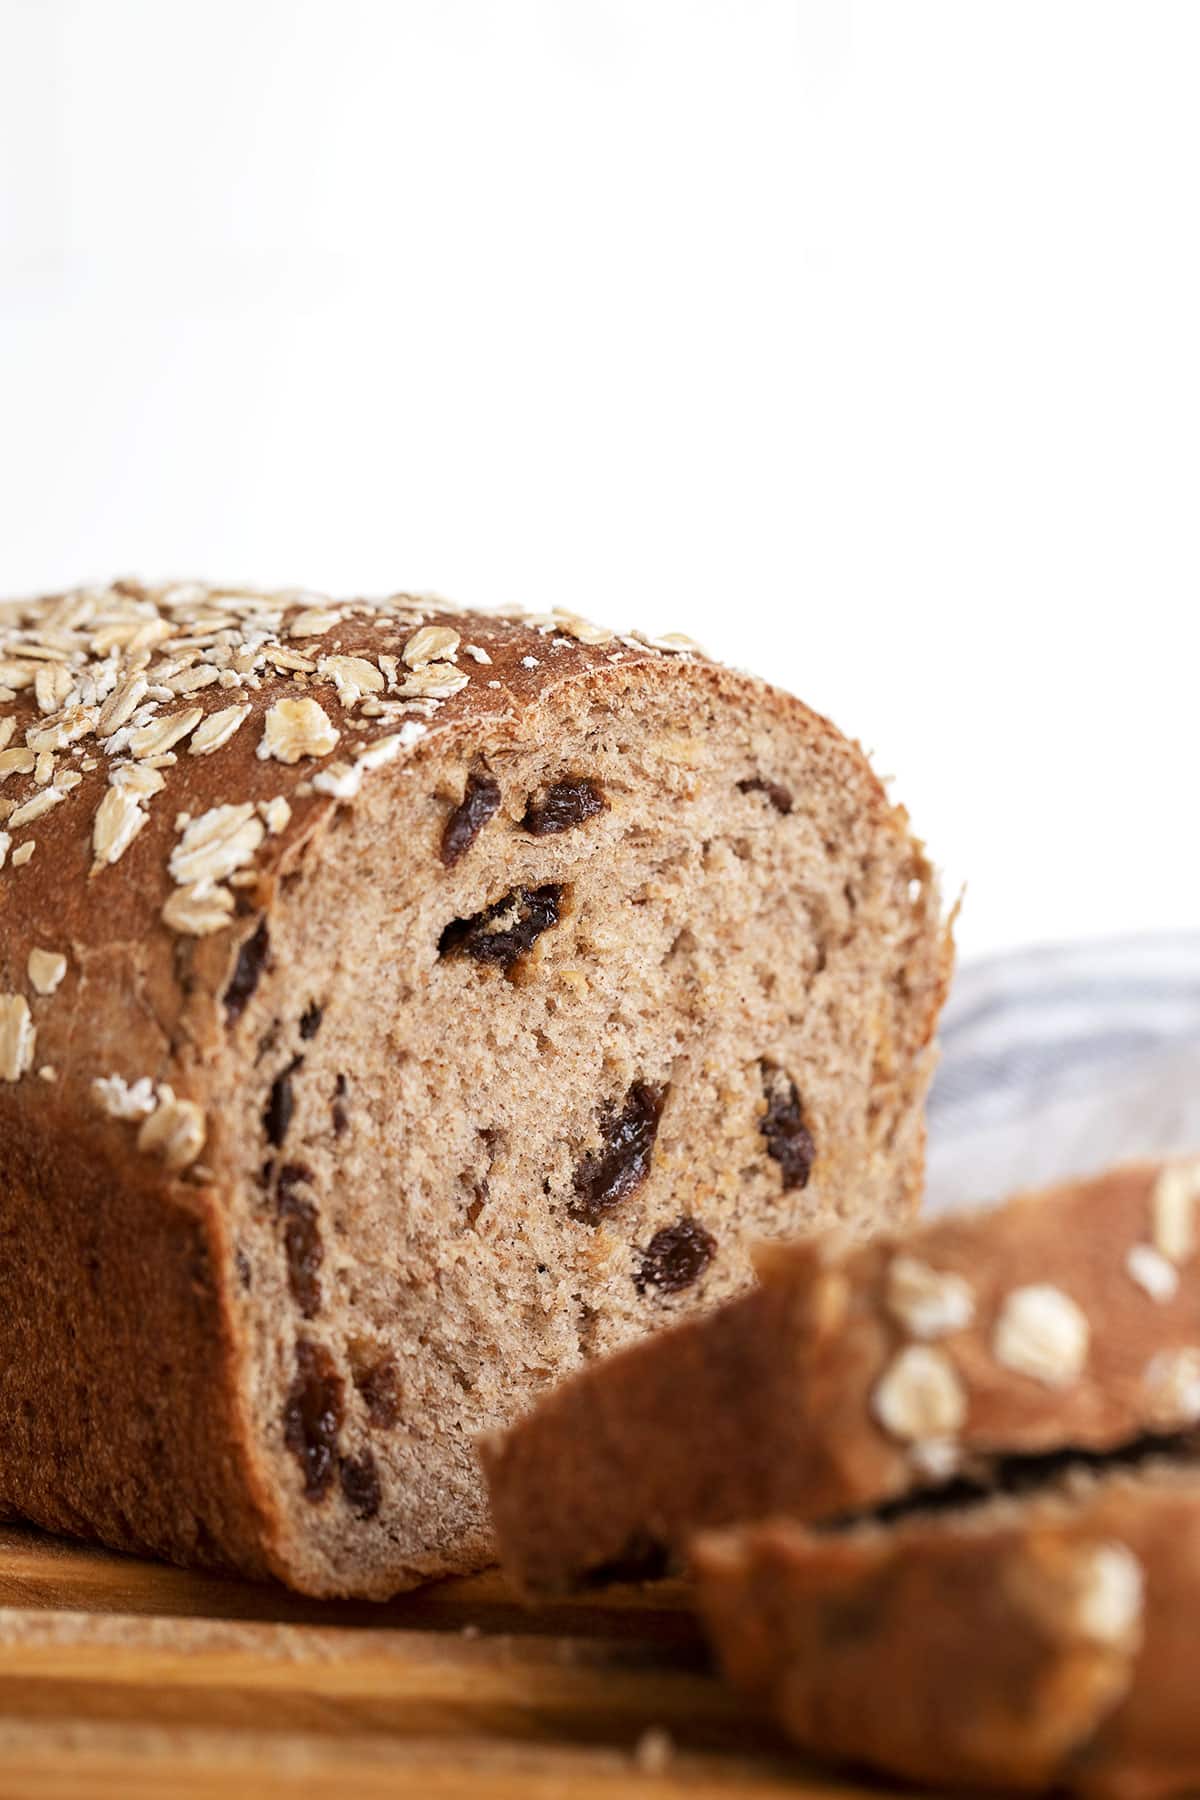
[0,581,948,1594]
[483,1159,1200,1596]
[694,1461,1200,1797]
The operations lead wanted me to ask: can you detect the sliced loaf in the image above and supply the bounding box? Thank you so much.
[483,1159,1200,1595]
[694,1455,1200,1796]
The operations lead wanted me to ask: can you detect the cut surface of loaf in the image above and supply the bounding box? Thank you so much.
[694,1454,1200,1796]
[482,1158,1200,1596]
[0,581,947,1596]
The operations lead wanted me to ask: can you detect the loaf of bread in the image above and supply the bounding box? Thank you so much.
[0,580,947,1595]
[483,1160,1200,1595]
[693,1458,1200,1796]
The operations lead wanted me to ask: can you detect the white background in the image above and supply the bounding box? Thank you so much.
[1,1,1196,958]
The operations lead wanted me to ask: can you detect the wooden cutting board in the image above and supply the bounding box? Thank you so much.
[0,1522,891,1799]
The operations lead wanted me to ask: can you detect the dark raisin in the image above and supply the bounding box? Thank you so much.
[224,918,270,1021]
[636,1216,717,1295]
[738,776,793,815]
[440,771,501,866]
[283,1340,344,1501]
[522,777,607,836]
[299,1001,323,1039]
[339,1449,382,1520]
[438,884,563,973]
[570,1081,665,1224]
[264,1056,302,1147]
[353,1354,401,1429]
[277,1165,322,1318]
[331,1072,349,1137]
[760,1064,815,1190]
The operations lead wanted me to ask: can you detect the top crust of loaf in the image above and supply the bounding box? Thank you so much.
[482,1159,1200,1595]
[0,581,921,1183]
[693,1459,1200,1797]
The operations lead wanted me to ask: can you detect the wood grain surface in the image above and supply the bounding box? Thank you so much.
[0,1524,895,1799]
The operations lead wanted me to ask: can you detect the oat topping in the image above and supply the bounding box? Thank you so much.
[8,785,67,829]
[402,625,460,668]
[1126,1242,1179,1303]
[288,606,343,638]
[92,1072,157,1120]
[0,832,9,869]
[11,840,35,866]
[1010,1540,1144,1649]
[259,795,291,834]
[258,695,340,764]
[136,1085,206,1172]
[0,993,35,1081]
[520,655,540,669]
[27,948,67,995]
[91,786,149,869]
[162,883,237,936]
[189,703,252,757]
[885,1255,975,1340]
[992,1284,1090,1387]
[128,705,204,760]
[1151,1160,1200,1265]
[872,1344,967,1442]
[169,803,264,888]
[318,655,386,707]
[462,643,492,664]
[1144,1346,1200,1426]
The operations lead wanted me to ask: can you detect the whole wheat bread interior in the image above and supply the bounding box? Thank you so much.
[0,581,948,1596]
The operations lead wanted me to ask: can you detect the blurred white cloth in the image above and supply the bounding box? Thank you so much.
[925,935,1200,1216]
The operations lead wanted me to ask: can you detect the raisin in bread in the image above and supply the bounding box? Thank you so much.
[0,580,948,1597]
[483,1159,1200,1596]
[694,1455,1200,1796]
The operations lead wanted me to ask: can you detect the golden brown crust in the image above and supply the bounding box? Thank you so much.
[0,580,935,1584]
[693,1464,1200,1796]
[483,1159,1200,1597]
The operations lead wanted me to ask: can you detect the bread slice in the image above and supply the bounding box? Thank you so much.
[0,580,947,1596]
[482,1159,1200,1596]
[693,1456,1200,1796]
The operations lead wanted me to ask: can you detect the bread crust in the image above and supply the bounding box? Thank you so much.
[0,581,943,1585]
[483,1159,1200,1596]
[693,1463,1200,1797]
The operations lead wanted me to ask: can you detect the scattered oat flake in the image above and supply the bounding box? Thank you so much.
[93,1072,157,1120]
[258,695,340,763]
[312,760,362,800]
[393,664,469,699]
[27,949,67,995]
[189,703,252,757]
[0,831,9,868]
[1126,1243,1179,1303]
[129,705,204,759]
[162,882,236,936]
[0,718,14,752]
[137,1087,207,1172]
[520,655,539,669]
[288,607,343,638]
[259,795,291,834]
[109,763,165,799]
[38,1065,56,1081]
[97,673,149,735]
[403,625,460,668]
[0,747,36,780]
[92,786,148,868]
[554,612,614,646]
[169,803,264,887]
[356,730,410,771]
[11,841,35,866]
[8,785,67,829]
[0,994,36,1081]
[318,654,386,706]
[462,642,492,664]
